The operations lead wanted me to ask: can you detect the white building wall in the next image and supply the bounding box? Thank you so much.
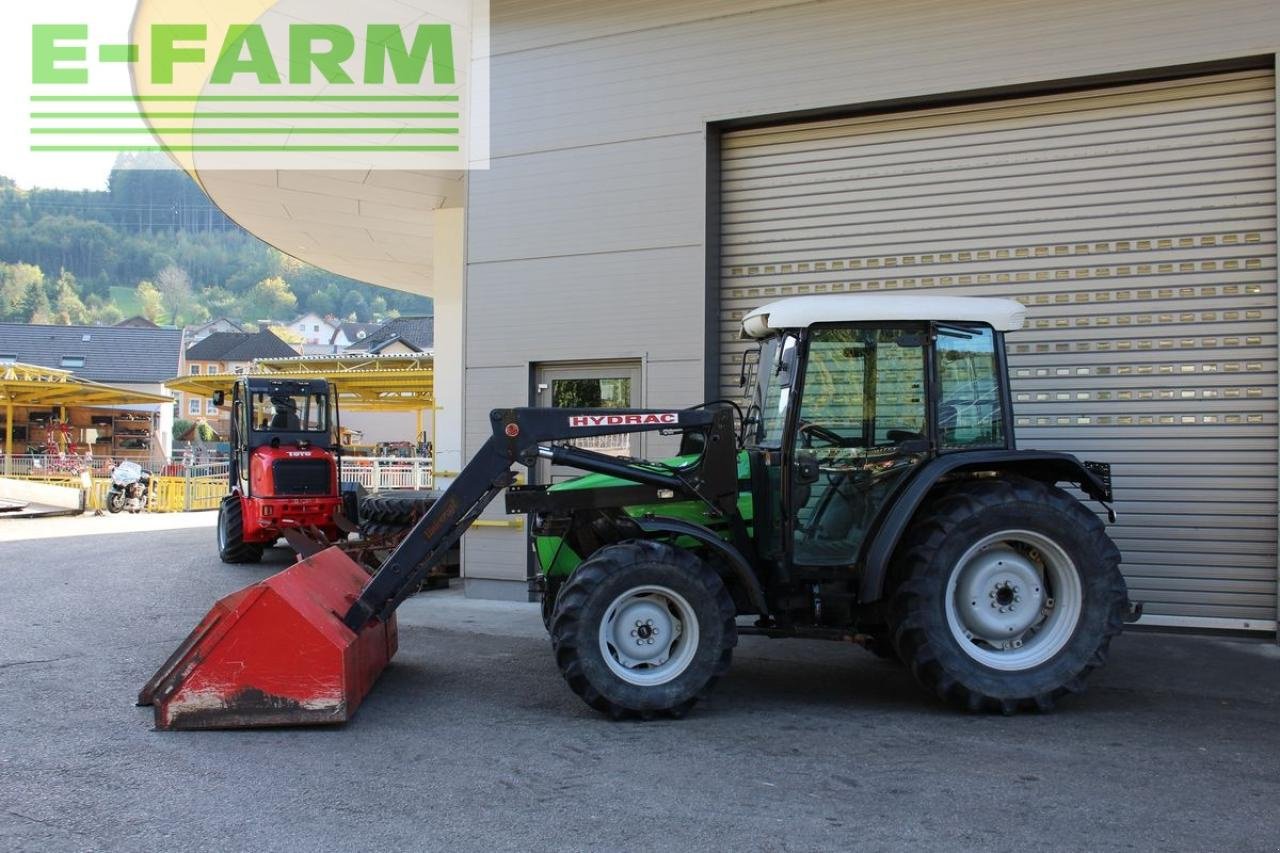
[463,0,1280,597]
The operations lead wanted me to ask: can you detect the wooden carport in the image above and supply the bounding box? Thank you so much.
[0,362,173,476]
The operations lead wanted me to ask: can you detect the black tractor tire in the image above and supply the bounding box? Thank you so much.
[549,540,737,720]
[217,496,264,564]
[106,490,125,514]
[887,476,1126,714]
[359,490,439,539]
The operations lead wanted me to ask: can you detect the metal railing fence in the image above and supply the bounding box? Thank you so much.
[1,455,433,512]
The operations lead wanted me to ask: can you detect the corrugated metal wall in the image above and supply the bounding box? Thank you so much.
[720,70,1278,630]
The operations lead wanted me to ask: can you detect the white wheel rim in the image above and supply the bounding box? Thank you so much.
[944,529,1082,671]
[597,585,700,686]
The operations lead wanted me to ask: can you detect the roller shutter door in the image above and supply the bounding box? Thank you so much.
[720,70,1277,631]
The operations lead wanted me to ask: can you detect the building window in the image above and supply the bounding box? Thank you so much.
[207,365,219,375]
[171,391,180,416]
[313,324,320,332]
[60,356,86,368]
[206,400,218,415]
[189,398,201,415]
[190,364,201,375]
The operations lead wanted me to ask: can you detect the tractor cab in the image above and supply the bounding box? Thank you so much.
[236,378,333,448]
[738,294,1021,571]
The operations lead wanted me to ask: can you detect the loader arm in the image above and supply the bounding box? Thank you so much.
[342,405,739,631]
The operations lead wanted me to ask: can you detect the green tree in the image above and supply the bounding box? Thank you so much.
[155,264,193,324]
[92,303,124,325]
[243,275,297,321]
[0,262,45,320]
[340,290,368,322]
[21,278,51,323]
[135,280,163,322]
[54,269,88,325]
[307,288,337,318]
[200,285,238,317]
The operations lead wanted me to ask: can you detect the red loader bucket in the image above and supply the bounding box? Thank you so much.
[138,547,396,730]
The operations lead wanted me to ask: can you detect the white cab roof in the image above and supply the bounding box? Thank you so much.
[741,294,1026,338]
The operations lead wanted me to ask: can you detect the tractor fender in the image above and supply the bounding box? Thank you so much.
[859,449,1112,603]
[633,516,769,618]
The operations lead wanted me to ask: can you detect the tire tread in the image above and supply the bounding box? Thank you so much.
[887,476,1126,714]
[549,540,736,720]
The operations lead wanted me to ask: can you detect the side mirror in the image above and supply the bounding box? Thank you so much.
[212,390,225,407]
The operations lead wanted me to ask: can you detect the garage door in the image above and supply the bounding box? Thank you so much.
[720,69,1277,631]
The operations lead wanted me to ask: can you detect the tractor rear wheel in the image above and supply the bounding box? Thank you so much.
[358,490,439,539]
[217,496,264,564]
[549,540,736,719]
[888,476,1126,713]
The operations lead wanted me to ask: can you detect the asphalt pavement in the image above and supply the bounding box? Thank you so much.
[1,518,1278,852]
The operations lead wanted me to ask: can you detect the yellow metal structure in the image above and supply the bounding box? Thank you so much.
[1,362,173,476]
[12,472,225,514]
[165,354,434,413]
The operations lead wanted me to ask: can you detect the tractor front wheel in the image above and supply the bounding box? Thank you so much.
[888,476,1127,713]
[550,540,736,719]
[217,496,264,564]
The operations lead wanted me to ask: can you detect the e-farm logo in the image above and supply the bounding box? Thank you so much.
[27,1,488,170]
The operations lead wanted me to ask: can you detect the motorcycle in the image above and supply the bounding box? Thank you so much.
[107,461,152,514]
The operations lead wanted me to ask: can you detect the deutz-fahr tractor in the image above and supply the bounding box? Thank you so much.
[142,295,1137,729]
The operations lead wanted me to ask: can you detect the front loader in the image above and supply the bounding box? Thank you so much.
[140,295,1138,729]
[214,377,348,563]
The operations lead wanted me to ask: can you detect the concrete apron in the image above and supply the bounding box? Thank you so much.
[0,477,85,518]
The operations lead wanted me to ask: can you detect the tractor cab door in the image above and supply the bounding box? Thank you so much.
[787,325,929,567]
[230,381,251,495]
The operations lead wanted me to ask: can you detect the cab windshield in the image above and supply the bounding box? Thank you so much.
[249,392,328,433]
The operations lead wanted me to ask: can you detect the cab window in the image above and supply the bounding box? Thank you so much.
[250,392,328,432]
[790,326,927,566]
[936,325,1005,449]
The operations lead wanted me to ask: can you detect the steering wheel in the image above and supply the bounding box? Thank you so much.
[797,420,847,448]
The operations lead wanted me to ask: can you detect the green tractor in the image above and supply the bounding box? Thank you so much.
[518,294,1135,716]
[143,294,1138,729]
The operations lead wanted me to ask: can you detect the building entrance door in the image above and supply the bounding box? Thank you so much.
[533,360,641,484]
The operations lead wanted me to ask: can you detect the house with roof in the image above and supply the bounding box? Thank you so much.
[180,330,299,432]
[0,322,181,462]
[290,313,340,349]
[115,316,162,330]
[344,316,434,355]
[331,321,380,349]
[184,317,244,346]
